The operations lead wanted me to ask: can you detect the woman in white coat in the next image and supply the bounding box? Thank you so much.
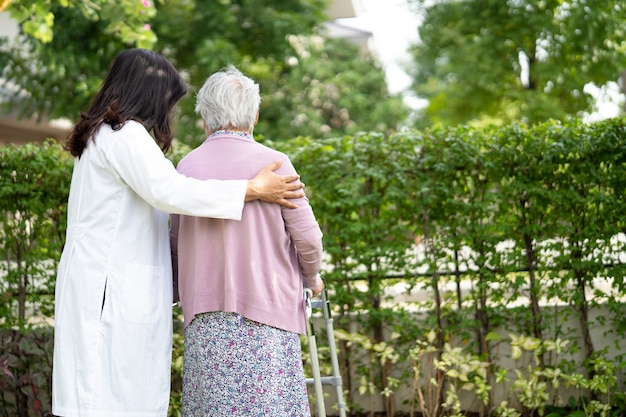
[51,48,304,417]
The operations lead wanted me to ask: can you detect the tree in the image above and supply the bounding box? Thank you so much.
[0,0,157,121]
[256,35,408,142]
[1,0,407,145]
[0,0,327,123]
[407,0,626,128]
[118,0,408,144]
[146,0,328,144]
[1,0,157,45]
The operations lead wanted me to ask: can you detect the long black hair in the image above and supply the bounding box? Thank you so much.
[66,48,187,157]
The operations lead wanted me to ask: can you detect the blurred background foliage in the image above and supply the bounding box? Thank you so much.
[0,0,408,147]
[407,0,626,129]
[2,1,626,143]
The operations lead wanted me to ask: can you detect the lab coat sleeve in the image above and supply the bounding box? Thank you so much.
[102,121,246,219]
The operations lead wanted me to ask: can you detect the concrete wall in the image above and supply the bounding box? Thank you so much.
[307,303,623,415]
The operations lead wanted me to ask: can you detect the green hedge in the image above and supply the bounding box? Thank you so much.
[3,118,626,416]
[0,140,70,417]
[272,117,626,415]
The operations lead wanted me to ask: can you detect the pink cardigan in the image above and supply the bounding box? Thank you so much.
[170,131,323,334]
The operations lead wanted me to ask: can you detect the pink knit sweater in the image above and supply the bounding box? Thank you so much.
[170,131,323,334]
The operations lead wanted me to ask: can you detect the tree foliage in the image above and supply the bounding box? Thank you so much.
[408,0,626,128]
[0,0,407,145]
[0,0,157,121]
[1,0,156,45]
[255,35,408,142]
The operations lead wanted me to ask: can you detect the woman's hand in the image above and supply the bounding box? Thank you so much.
[310,279,324,297]
[246,160,305,208]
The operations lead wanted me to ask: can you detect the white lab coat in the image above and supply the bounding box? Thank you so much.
[52,121,246,417]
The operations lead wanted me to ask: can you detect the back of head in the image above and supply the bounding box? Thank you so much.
[195,65,261,133]
[67,48,187,157]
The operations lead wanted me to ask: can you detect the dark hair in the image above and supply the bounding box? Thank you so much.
[65,48,187,157]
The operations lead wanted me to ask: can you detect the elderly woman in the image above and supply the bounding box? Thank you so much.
[170,65,324,416]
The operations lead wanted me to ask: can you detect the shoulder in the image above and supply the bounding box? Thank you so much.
[119,120,150,136]
[98,120,149,141]
[264,144,299,174]
[98,120,158,157]
[262,145,296,174]
[255,141,291,161]
[176,142,207,172]
[248,142,296,175]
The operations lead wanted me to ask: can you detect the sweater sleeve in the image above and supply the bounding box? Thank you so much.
[102,121,246,219]
[278,157,324,286]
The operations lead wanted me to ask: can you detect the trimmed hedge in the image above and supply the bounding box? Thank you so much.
[3,118,626,416]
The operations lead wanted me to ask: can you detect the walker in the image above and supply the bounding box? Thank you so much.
[304,283,347,417]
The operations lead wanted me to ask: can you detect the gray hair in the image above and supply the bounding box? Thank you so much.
[195,65,261,133]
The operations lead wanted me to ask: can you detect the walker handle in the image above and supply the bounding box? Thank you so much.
[304,288,313,319]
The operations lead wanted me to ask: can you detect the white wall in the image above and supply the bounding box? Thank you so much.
[0,11,19,39]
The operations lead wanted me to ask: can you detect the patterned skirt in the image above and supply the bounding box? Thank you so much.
[182,311,311,417]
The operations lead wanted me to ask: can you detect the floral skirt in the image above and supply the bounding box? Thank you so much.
[182,311,311,417]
